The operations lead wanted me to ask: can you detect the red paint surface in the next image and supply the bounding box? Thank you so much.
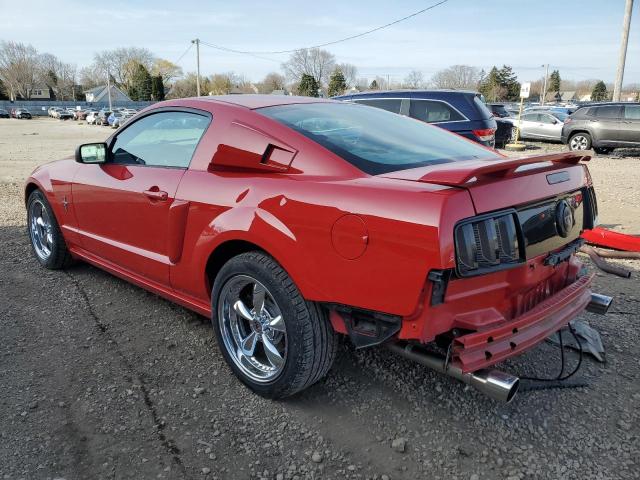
[26,95,596,372]
[582,227,640,252]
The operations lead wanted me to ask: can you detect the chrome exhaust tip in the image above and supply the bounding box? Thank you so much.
[387,342,520,403]
[586,293,613,315]
[468,369,520,403]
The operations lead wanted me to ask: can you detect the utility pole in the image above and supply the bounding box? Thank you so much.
[540,64,549,106]
[192,38,201,96]
[613,0,634,102]
[106,72,113,111]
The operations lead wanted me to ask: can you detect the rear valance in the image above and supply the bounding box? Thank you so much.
[417,152,590,186]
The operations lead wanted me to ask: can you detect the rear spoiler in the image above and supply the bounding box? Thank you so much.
[420,152,590,186]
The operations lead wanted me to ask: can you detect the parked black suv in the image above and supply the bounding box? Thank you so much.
[562,103,640,154]
[333,90,498,147]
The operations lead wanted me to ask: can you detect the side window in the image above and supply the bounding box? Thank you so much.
[522,113,537,121]
[352,98,402,114]
[409,100,465,123]
[623,105,640,120]
[539,114,556,124]
[110,111,210,168]
[594,106,621,119]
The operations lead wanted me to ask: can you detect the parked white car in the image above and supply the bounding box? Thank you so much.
[86,112,99,125]
[505,111,568,142]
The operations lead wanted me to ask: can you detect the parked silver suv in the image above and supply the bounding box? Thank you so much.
[562,103,640,154]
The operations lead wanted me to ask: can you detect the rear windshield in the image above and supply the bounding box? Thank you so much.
[258,103,498,175]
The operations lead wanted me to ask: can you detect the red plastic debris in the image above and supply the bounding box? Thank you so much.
[581,227,640,252]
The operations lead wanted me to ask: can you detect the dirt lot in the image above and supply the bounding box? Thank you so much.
[1,117,639,480]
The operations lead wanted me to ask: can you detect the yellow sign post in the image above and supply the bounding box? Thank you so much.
[505,82,530,151]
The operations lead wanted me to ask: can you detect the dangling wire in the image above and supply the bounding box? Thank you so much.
[519,323,583,382]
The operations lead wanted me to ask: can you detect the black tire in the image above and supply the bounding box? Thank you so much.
[593,147,613,155]
[510,126,519,142]
[211,251,337,398]
[568,132,592,151]
[26,189,74,269]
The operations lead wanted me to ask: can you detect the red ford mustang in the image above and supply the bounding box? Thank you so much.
[25,95,610,402]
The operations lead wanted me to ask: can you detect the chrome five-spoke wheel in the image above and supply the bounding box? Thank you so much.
[218,275,287,382]
[29,198,54,261]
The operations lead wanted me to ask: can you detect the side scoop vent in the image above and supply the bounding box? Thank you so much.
[210,121,297,172]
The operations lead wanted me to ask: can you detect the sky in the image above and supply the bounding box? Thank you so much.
[1,0,638,85]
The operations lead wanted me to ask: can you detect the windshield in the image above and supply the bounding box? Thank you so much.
[258,103,498,175]
[552,112,568,121]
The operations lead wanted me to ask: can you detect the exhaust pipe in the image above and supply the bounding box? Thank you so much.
[387,342,519,403]
[586,293,613,315]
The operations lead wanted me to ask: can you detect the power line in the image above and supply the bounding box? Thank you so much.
[173,43,193,65]
[200,0,449,56]
[198,41,281,64]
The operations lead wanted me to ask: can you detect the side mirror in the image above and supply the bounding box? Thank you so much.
[75,142,107,164]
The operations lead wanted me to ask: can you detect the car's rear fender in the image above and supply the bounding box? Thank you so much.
[170,170,478,317]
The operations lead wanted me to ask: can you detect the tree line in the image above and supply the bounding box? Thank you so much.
[1,41,636,102]
[0,41,181,102]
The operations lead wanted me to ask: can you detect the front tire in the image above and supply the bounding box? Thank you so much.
[27,189,73,269]
[510,126,519,142]
[569,132,592,151]
[211,251,337,398]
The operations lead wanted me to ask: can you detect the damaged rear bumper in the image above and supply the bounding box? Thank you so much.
[452,274,594,372]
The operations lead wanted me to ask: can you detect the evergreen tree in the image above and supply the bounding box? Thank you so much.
[549,70,561,93]
[478,67,501,101]
[151,75,165,101]
[298,74,319,97]
[369,79,379,90]
[328,69,347,97]
[0,78,9,100]
[129,63,152,101]
[591,81,608,101]
[497,65,520,100]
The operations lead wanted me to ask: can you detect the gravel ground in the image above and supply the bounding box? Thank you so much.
[0,118,638,480]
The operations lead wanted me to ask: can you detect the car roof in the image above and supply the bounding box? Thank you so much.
[188,94,336,110]
[337,89,479,98]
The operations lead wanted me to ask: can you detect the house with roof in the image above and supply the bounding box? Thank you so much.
[84,85,131,103]
[545,91,576,103]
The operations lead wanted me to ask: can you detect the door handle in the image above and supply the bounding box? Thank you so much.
[143,188,168,201]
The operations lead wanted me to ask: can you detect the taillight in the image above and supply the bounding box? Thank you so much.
[454,210,524,277]
[472,128,496,142]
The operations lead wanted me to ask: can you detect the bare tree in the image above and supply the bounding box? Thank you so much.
[431,65,480,90]
[151,58,183,84]
[403,70,424,89]
[282,48,336,86]
[93,47,154,89]
[167,72,202,98]
[257,72,286,93]
[0,41,41,100]
[79,64,104,90]
[336,63,358,88]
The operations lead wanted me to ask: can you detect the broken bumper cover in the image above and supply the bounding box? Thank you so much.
[452,273,594,373]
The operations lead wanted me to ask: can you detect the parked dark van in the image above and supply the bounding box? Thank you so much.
[333,90,498,147]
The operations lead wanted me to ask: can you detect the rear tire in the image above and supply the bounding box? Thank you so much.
[569,132,591,151]
[211,251,337,398]
[27,189,74,269]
